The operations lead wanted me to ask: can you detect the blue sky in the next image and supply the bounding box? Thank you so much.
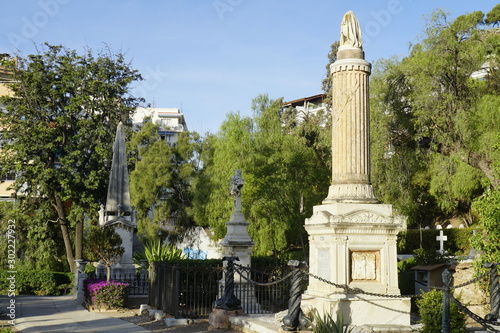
[1,0,498,135]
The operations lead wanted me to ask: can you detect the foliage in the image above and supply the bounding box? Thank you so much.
[417,289,466,333]
[471,188,500,277]
[397,228,475,255]
[84,278,129,309]
[321,41,339,112]
[192,94,330,257]
[83,225,124,281]
[129,121,203,242]
[412,248,447,266]
[0,271,72,296]
[0,44,142,272]
[133,239,185,264]
[164,258,223,267]
[308,310,352,333]
[398,257,417,299]
[370,7,500,227]
[0,201,69,272]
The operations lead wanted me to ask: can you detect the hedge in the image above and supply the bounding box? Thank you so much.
[0,270,73,296]
[397,227,477,255]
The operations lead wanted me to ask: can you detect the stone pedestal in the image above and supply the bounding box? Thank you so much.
[302,202,411,326]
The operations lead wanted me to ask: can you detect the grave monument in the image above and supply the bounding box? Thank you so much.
[98,121,137,276]
[219,170,256,309]
[301,11,411,327]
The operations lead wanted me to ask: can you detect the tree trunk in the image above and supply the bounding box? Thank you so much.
[75,219,83,260]
[106,265,111,282]
[53,192,76,272]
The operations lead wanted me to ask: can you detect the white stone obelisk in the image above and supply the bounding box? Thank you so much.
[302,11,410,328]
[98,122,137,277]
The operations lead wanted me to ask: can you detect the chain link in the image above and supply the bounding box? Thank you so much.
[451,270,491,291]
[234,263,290,277]
[306,271,423,299]
[451,295,500,332]
[233,266,294,286]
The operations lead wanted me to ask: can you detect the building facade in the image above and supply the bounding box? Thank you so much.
[132,107,188,146]
[0,56,16,201]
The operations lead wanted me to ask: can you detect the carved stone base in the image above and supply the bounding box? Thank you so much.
[301,294,411,326]
[323,184,379,204]
[304,201,409,325]
[209,308,244,329]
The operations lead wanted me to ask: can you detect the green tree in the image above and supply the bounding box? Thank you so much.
[193,94,330,257]
[0,44,142,271]
[84,225,124,281]
[129,121,202,243]
[370,7,500,226]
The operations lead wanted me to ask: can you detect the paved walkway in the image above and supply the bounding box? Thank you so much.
[0,295,149,333]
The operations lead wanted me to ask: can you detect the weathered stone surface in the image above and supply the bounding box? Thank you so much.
[302,11,410,327]
[209,308,243,329]
[452,261,489,323]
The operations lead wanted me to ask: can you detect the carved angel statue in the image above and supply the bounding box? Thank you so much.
[230,169,244,212]
[340,11,362,48]
[230,169,244,198]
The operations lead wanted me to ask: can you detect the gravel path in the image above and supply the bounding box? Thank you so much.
[98,298,240,333]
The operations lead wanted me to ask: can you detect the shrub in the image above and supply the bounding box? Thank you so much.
[308,311,353,333]
[85,278,129,310]
[416,289,466,333]
[133,240,185,264]
[0,271,72,295]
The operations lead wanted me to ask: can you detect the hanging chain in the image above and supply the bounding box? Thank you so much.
[233,266,294,286]
[451,271,490,291]
[306,271,423,299]
[451,295,500,332]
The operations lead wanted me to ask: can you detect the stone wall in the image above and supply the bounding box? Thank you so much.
[452,261,489,323]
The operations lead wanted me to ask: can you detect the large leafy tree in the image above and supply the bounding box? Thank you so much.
[193,94,330,257]
[0,44,142,271]
[370,7,500,226]
[129,121,202,243]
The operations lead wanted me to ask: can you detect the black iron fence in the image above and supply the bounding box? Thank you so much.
[147,257,500,331]
[149,260,292,318]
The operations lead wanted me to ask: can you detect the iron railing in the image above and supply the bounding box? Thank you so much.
[149,261,291,318]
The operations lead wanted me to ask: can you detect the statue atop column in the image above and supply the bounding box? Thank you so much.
[340,11,362,48]
[230,169,244,212]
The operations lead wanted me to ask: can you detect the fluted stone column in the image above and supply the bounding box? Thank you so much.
[302,11,411,327]
[323,44,378,204]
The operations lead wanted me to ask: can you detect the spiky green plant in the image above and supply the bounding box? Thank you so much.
[133,240,185,264]
[309,310,353,333]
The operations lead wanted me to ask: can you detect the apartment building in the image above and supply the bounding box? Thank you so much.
[132,107,188,146]
[0,56,15,201]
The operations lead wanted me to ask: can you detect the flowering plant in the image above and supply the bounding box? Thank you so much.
[85,278,129,309]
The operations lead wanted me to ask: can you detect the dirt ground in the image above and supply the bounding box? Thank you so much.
[97,297,241,333]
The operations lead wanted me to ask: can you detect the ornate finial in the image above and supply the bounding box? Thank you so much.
[340,11,362,48]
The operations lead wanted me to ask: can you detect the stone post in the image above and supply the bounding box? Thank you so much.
[73,259,88,304]
[442,269,452,333]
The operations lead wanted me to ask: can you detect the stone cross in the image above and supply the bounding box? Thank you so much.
[230,169,244,212]
[436,225,447,254]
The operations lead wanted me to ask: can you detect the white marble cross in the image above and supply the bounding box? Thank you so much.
[436,225,447,254]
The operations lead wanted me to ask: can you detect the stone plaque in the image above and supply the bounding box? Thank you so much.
[317,249,330,281]
[351,251,378,281]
